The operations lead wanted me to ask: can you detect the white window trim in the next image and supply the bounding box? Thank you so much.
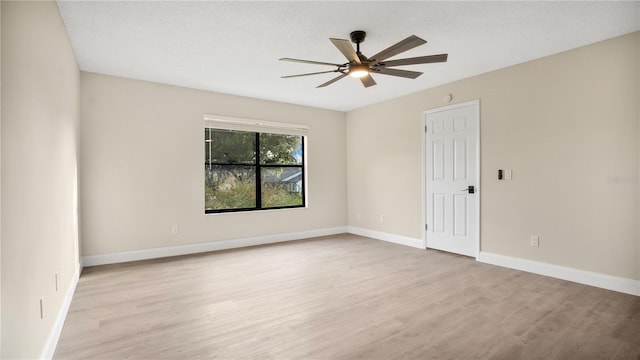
[204,114,308,136]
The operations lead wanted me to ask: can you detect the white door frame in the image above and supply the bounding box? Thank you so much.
[422,99,480,259]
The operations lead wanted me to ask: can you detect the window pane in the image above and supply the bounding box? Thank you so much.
[206,129,255,164]
[259,133,302,165]
[261,167,303,208]
[205,165,256,210]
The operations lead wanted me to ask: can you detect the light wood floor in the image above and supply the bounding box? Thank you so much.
[55,234,640,359]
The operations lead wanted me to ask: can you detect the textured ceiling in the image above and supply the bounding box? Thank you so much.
[56,1,639,112]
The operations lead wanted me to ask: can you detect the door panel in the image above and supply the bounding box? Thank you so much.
[424,101,479,257]
[433,194,445,233]
[453,194,468,237]
[453,138,467,180]
[432,141,445,180]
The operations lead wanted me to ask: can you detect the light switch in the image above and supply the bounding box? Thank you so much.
[505,169,512,180]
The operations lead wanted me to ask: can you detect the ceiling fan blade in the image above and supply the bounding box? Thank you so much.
[282,70,340,79]
[330,38,361,64]
[380,54,448,67]
[279,58,343,67]
[360,74,377,88]
[317,73,348,88]
[370,35,427,63]
[373,68,423,79]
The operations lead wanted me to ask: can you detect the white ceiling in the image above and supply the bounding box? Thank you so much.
[56,1,639,112]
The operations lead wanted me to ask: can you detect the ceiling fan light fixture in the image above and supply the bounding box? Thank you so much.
[280,31,447,88]
[349,64,369,78]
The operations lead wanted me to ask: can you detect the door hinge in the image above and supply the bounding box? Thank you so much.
[425,224,428,231]
[425,125,428,132]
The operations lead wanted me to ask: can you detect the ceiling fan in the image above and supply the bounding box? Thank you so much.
[280,30,448,88]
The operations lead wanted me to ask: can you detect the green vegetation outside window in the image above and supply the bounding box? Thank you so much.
[205,128,305,213]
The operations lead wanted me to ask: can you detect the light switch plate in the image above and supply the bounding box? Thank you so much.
[505,169,512,180]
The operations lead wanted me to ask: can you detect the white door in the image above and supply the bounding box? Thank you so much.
[423,100,479,257]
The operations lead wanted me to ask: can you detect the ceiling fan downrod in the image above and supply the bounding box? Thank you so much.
[350,30,366,56]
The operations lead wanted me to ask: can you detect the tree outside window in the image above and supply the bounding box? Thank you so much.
[205,128,305,213]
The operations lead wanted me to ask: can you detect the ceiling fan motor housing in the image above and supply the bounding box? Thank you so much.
[350,30,366,44]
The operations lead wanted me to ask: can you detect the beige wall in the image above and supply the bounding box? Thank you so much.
[0,1,3,355]
[0,4,2,357]
[347,32,640,281]
[80,73,347,256]
[1,1,80,358]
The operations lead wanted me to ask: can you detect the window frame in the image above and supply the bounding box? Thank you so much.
[204,116,307,214]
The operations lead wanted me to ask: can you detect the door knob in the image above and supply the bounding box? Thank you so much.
[461,185,475,194]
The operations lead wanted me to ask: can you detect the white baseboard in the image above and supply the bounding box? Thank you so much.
[82,226,348,267]
[347,226,425,249]
[478,252,640,297]
[40,265,80,359]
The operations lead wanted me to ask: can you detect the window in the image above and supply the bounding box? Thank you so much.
[204,116,307,213]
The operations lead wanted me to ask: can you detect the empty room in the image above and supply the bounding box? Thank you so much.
[1,1,640,359]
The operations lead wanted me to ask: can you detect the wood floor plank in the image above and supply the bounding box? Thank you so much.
[54,234,640,359]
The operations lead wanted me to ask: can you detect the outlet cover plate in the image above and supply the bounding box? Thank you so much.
[530,235,539,247]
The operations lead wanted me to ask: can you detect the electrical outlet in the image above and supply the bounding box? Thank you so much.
[530,235,539,247]
[379,214,384,223]
[171,225,179,234]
